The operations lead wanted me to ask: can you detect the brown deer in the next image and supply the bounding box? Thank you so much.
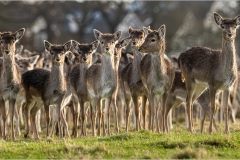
[178,12,240,133]
[85,29,122,136]
[121,27,149,131]
[21,40,71,139]
[0,28,25,140]
[139,25,175,132]
[70,40,99,137]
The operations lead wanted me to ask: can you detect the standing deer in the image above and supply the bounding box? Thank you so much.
[85,29,122,136]
[0,28,25,140]
[70,40,99,137]
[139,25,175,132]
[121,27,149,131]
[21,40,71,139]
[178,12,240,133]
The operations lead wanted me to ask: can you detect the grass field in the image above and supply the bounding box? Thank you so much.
[1,120,240,159]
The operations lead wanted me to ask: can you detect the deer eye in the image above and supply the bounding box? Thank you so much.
[140,36,143,39]
[221,25,225,29]
[151,39,155,42]
[20,65,23,68]
[0,40,3,44]
[101,41,104,44]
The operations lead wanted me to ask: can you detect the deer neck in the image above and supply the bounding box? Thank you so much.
[132,48,144,76]
[151,51,167,74]
[50,64,66,92]
[221,38,237,73]
[102,53,115,76]
[2,53,20,84]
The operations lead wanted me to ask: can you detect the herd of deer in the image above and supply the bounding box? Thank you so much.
[0,12,239,140]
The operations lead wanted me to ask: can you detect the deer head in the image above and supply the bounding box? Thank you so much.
[214,12,240,41]
[44,40,71,66]
[71,40,99,64]
[93,29,122,55]
[0,28,25,56]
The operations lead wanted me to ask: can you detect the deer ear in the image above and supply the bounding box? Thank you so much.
[63,41,72,52]
[93,29,102,41]
[158,25,166,39]
[29,55,39,65]
[235,15,240,25]
[15,54,22,62]
[143,26,151,35]
[213,12,223,26]
[120,37,131,48]
[71,40,80,52]
[44,40,52,53]
[91,40,99,53]
[129,26,133,34]
[14,28,25,42]
[114,31,122,42]
[16,45,23,55]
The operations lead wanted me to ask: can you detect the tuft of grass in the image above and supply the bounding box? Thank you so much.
[172,148,198,159]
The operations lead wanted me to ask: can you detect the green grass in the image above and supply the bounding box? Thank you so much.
[1,121,240,159]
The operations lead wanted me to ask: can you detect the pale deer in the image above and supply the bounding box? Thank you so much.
[121,27,149,131]
[14,54,40,135]
[70,40,99,137]
[139,25,175,132]
[0,28,25,140]
[21,40,71,139]
[85,29,122,136]
[178,12,240,133]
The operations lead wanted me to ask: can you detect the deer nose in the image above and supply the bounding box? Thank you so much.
[106,47,109,51]
[5,50,10,54]
[83,57,87,61]
[228,33,232,37]
[132,41,136,45]
[56,58,60,62]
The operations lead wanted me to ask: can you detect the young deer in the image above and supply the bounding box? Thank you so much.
[21,40,71,139]
[121,27,149,131]
[178,12,240,133]
[139,25,175,132]
[0,28,25,140]
[85,29,122,136]
[70,40,99,137]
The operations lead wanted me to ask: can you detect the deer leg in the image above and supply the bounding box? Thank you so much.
[60,110,69,138]
[186,83,195,133]
[161,92,168,133]
[23,101,32,139]
[96,99,101,136]
[14,104,20,136]
[209,87,217,134]
[111,97,119,134]
[44,104,50,137]
[36,109,41,133]
[30,105,41,140]
[222,90,230,134]
[70,102,76,137]
[79,99,85,137]
[142,96,147,130]
[200,109,206,133]
[148,94,155,132]
[125,97,131,132]
[9,99,16,140]
[132,94,140,131]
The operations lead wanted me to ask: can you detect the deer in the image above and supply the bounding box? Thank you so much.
[0,28,25,140]
[69,40,99,137]
[138,25,175,132]
[85,29,122,136]
[178,12,240,134]
[121,26,149,132]
[21,40,71,139]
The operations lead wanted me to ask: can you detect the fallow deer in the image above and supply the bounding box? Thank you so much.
[121,27,149,131]
[21,40,71,139]
[70,40,99,137]
[178,12,240,133]
[0,28,25,140]
[85,29,122,136]
[139,25,175,132]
